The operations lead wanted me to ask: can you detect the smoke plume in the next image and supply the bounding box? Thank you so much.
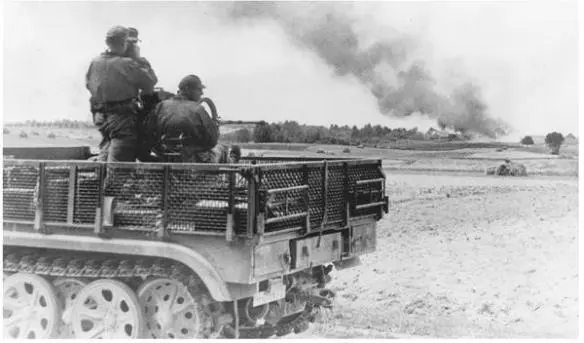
[220,2,509,138]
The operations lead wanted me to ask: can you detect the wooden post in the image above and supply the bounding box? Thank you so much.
[246,172,257,239]
[302,165,310,234]
[66,165,77,224]
[226,172,235,242]
[34,162,46,233]
[158,165,171,240]
[343,162,349,227]
[94,164,109,238]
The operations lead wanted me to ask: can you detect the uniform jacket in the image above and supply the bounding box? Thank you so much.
[86,51,158,104]
[145,95,219,154]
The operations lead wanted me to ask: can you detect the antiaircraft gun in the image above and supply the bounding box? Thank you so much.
[3,92,389,339]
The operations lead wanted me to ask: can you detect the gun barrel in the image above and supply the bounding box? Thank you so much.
[219,120,263,125]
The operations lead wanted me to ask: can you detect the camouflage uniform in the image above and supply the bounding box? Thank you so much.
[145,95,229,163]
[86,26,157,162]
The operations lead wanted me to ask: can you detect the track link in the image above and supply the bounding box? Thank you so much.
[3,248,220,338]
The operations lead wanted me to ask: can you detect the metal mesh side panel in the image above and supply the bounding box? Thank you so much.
[325,165,345,224]
[307,166,324,230]
[111,167,164,230]
[348,164,384,217]
[3,164,38,221]
[74,167,100,224]
[168,170,231,232]
[260,169,305,232]
[43,167,70,222]
[233,173,249,234]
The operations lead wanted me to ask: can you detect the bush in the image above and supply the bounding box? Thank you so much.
[19,131,28,139]
[520,136,534,145]
[342,147,351,153]
[316,149,326,154]
[545,132,565,155]
[31,131,39,136]
[3,128,10,134]
[47,132,56,139]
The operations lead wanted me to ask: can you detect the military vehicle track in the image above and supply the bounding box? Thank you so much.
[3,248,326,339]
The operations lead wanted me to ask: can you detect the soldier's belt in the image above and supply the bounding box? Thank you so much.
[101,98,139,112]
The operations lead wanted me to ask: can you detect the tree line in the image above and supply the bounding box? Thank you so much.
[5,120,94,129]
[221,121,440,146]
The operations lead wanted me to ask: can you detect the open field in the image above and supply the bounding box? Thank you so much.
[300,172,579,338]
[3,126,579,338]
[6,126,577,176]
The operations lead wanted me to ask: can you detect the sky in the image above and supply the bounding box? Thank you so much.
[2,0,579,139]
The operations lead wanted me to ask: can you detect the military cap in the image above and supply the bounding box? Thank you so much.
[106,25,129,40]
[178,75,206,90]
[127,27,141,43]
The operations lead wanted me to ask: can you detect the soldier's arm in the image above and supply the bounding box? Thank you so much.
[135,57,159,86]
[196,106,220,148]
[126,59,158,93]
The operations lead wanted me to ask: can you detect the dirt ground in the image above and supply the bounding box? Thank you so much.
[302,171,579,339]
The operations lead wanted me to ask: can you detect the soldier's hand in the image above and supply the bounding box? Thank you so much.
[135,57,152,68]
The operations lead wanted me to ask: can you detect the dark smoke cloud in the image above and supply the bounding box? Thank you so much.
[218,1,509,138]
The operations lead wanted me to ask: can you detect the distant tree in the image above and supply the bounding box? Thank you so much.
[544,132,565,155]
[520,136,534,145]
[350,126,360,141]
[565,133,578,143]
[253,122,274,143]
[233,128,252,143]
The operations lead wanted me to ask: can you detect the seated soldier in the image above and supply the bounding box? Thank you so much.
[144,75,238,163]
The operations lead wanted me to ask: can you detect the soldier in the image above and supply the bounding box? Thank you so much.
[86,25,158,162]
[144,75,237,163]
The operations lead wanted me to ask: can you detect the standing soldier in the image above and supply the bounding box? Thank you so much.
[86,25,157,162]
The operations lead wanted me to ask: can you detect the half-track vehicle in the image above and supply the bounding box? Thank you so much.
[3,95,389,339]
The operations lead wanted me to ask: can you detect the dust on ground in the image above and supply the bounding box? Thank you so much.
[304,172,578,338]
